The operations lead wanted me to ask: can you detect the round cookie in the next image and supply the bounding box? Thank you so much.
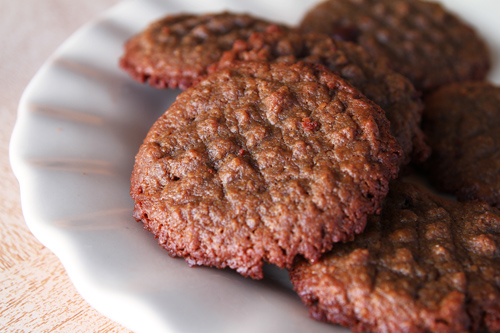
[423,81,500,209]
[131,61,401,279]
[119,12,290,89]
[299,0,490,92]
[289,181,500,333]
[212,26,429,165]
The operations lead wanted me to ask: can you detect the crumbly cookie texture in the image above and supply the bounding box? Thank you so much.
[119,12,290,89]
[289,181,500,333]
[299,0,490,92]
[212,26,429,165]
[423,81,500,209]
[131,61,401,279]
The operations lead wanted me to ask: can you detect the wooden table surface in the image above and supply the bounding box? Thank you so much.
[0,0,132,331]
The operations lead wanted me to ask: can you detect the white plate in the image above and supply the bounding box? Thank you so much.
[9,0,500,332]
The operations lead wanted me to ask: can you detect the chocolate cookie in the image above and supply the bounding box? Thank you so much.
[213,26,429,165]
[289,181,500,333]
[423,81,500,209]
[119,12,290,89]
[299,0,490,92]
[131,61,401,279]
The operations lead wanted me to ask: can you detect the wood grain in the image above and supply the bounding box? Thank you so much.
[0,0,132,331]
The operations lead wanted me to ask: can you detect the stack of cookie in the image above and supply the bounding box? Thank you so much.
[121,2,500,332]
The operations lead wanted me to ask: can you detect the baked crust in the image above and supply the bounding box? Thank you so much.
[131,61,401,279]
[299,0,490,92]
[290,181,500,333]
[212,26,429,165]
[423,81,500,209]
[119,12,290,89]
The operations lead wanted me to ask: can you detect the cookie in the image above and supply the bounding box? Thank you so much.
[299,0,490,92]
[422,81,500,209]
[289,181,500,333]
[119,12,290,89]
[131,61,401,279]
[213,26,429,165]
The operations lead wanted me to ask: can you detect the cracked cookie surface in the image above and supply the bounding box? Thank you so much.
[130,61,401,279]
[119,12,290,89]
[423,81,500,209]
[213,26,429,165]
[289,181,500,333]
[299,0,490,92]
